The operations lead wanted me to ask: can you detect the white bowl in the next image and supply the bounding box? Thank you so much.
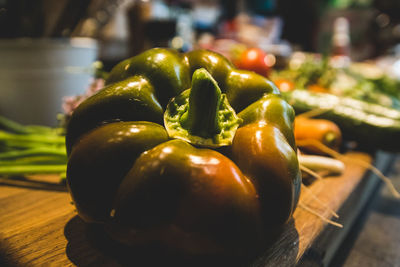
[0,38,98,126]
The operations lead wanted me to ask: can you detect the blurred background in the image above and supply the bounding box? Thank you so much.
[0,0,396,63]
[1,0,400,125]
[1,3,400,266]
[1,0,400,263]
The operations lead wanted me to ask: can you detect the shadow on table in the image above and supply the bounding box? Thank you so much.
[0,240,23,267]
[250,219,299,266]
[0,176,67,192]
[64,215,299,267]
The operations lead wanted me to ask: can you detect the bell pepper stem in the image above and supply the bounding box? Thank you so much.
[164,68,241,147]
[180,68,222,138]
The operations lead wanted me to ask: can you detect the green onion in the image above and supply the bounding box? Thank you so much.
[0,115,68,180]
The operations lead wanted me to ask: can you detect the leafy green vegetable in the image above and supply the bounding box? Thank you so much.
[272,55,400,109]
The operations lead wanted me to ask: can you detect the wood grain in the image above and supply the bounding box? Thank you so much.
[294,152,371,259]
[0,152,373,266]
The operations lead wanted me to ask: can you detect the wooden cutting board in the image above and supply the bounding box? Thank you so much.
[0,151,385,266]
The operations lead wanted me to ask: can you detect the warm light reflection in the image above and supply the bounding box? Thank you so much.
[255,130,262,141]
[235,71,251,80]
[248,50,258,60]
[154,53,166,62]
[107,137,123,143]
[129,127,140,133]
[262,101,270,110]
[257,121,267,127]
[272,127,289,156]
[189,154,220,165]
[264,54,276,67]
[208,55,218,64]
[230,167,247,192]
[162,147,173,154]
[158,146,172,160]
[171,36,184,49]
[127,81,141,88]
[278,81,291,92]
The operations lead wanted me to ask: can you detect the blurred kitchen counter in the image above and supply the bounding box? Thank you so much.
[298,153,400,267]
[330,155,400,267]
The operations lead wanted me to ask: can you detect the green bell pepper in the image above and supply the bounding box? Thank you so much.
[66,48,301,256]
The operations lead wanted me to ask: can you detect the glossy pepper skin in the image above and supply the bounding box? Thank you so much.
[66,48,301,255]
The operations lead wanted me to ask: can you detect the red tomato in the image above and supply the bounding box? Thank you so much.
[235,48,271,77]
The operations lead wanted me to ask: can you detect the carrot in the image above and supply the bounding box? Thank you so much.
[307,84,330,93]
[294,117,342,155]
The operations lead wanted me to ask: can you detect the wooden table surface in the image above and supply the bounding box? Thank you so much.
[330,154,400,267]
[0,151,378,266]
